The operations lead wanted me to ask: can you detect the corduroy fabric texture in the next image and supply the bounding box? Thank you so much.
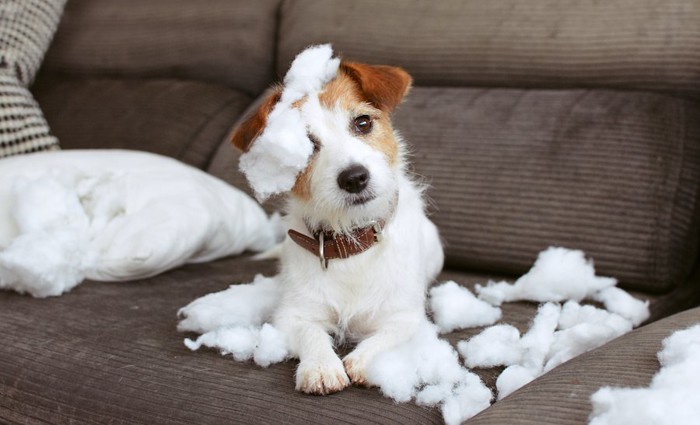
[467,306,700,425]
[0,256,678,425]
[278,0,700,98]
[32,75,252,169]
[42,0,281,97]
[390,87,700,293]
[0,256,439,425]
[0,0,64,158]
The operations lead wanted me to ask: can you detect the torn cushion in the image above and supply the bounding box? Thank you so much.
[0,0,65,158]
[0,149,277,297]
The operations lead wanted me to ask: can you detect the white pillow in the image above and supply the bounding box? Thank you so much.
[0,149,277,297]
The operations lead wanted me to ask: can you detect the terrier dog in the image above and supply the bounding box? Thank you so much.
[230,51,444,395]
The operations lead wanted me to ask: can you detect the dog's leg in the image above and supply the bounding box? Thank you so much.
[343,313,424,386]
[278,319,350,395]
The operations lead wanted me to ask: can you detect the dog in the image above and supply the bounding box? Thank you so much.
[230,53,444,395]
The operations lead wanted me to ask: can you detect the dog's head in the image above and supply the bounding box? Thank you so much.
[231,58,412,233]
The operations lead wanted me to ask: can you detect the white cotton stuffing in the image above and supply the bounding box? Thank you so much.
[476,247,617,306]
[463,246,650,400]
[457,324,523,369]
[544,302,633,372]
[238,44,340,202]
[254,324,290,367]
[557,301,632,332]
[430,281,502,333]
[185,326,259,362]
[184,323,289,368]
[180,275,288,367]
[280,44,341,103]
[592,286,650,327]
[495,365,539,401]
[518,302,562,372]
[366,322,467,403]
[465,300,641,400]
[238,106,313,202]
[177,274,281,333]
[0,173,96,296]
[494,303,561,400]
[588,324,700,425]
[440,372,495,425]
[366,321,492,425]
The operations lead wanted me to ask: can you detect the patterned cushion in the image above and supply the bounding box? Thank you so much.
[0,0,65,158]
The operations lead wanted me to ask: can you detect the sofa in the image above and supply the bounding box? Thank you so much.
[2,0,699,423]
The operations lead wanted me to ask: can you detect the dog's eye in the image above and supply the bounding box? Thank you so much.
[352,115,373,135]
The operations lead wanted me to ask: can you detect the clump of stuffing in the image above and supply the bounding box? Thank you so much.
[476,247,617,305]
[592,286,650,327]
[457,324,523,369]
[184,323,289,368]
[588,324,700,425]
[0,172,96,296]
[365,321,493,425]
[177,274,281,333]
[475,246,649,327]
[430,280,502,333]
[461,301,640,400]
[238,44,340,202]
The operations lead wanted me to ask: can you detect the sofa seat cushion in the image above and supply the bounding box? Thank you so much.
[392,87,700,293]
[0,256,691,424]
[0,256,440,424]
[32,75,252,169]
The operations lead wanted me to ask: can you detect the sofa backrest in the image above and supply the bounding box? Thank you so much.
[277,0,700,98]
[272,0,700,292]
[42,0,281,97]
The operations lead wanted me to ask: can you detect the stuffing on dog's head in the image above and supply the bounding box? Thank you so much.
[231,44,412,233]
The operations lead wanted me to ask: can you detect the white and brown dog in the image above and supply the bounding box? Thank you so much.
[230,48,444,395]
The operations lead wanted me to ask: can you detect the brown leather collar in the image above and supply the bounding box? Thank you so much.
[287,220,385,270]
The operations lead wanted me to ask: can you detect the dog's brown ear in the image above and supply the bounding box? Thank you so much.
[230,89,282,152]
[340,61,412,113]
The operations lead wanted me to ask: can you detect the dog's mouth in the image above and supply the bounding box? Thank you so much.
[348,194,376,206]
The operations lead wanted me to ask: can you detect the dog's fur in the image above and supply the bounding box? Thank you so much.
[231,61,444,395]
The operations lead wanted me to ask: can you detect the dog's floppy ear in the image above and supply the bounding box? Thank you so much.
[340,61,412,113]
[230,88,282,152]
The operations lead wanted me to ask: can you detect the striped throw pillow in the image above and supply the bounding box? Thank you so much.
[0,0,66,158]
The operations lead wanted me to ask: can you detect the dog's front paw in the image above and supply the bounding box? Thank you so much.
[296,357,350,395]
[343,352,371,386]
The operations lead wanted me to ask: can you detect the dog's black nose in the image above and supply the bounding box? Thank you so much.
[337,164,370,193]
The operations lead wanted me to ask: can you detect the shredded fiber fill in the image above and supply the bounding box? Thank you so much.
[430,280,502,333]
[238,44,340,202]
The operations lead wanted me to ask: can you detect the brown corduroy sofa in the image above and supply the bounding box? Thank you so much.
[2,1,700,424]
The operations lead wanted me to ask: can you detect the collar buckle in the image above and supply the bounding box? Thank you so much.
[318,231,329,270]
[371,221,384,242]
